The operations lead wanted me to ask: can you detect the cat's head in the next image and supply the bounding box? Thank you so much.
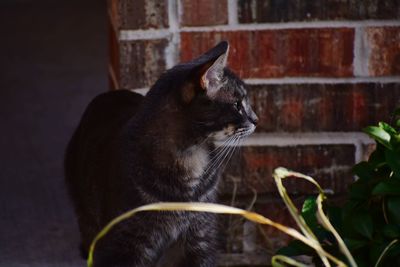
[178,41,258,142]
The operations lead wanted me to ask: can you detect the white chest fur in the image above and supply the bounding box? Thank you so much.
[178,145,209,182]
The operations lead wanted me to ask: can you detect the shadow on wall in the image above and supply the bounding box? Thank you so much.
[0,0,107,266]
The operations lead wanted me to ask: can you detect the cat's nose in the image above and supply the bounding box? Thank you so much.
[249,112,258,126]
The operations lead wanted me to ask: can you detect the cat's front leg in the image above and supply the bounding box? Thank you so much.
[179,213,218,267]
[93,217,172,267]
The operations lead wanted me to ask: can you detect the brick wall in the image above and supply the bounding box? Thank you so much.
[108,0,400,265]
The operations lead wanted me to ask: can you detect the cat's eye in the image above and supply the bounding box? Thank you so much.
[234,101,242,110]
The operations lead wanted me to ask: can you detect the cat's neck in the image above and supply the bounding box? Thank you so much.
[129,99,211,177]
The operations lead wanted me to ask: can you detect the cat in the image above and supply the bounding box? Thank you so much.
[65,41,258,267]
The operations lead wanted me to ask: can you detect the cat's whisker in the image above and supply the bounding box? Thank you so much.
[206,141,233,169]
[208,136,234,155]
[214,137,239,173]
[204,136,237,176]
[210,135,240,175]
[205,138,234,174]
[215,136,242,177]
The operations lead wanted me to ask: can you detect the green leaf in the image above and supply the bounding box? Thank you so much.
[276,240,314,257]
[344,238,368,250]
[394,107,400,117]
[364,126,392,149]
[327,206,343,233]
[301,197,318,229]
[301,196,327,240]
[383,224,400,239]
[352,211,374,239]
[379,122,397,135]
[368,145,387,169]
[387,197,400,224]
[387,242,400,257]
[349,181,371,200]
[372,180,400,196]
[352,161,374,181]
[385,148,400,178]
[370,242,388,267]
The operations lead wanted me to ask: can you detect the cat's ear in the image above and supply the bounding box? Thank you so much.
[199,41,229,98]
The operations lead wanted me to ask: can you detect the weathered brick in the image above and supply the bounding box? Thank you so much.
[238,0,400,23]
[253,198,301,249]
[218,194,349,254]
[116,0,168,30]
[220,145,355,195]
[253,195,347,251]
[180,29,354,78]
[362,143,377,161]
[247,83,400,132]
[119,39,167,88]
[366,27,400,76]
[181,0,228,26]
[218,197,299,254]
[109,17,120,90]
[108,0,120,31]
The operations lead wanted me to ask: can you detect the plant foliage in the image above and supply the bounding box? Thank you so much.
[277,112,400,267]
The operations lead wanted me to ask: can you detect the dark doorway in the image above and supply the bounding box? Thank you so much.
[0,0,107,266]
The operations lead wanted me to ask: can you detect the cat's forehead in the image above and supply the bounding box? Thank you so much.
[223,69,247,98]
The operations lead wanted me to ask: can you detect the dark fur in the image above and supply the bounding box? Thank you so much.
[65,41,258,267]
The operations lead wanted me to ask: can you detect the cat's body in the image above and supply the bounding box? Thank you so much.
[65,42,258,267]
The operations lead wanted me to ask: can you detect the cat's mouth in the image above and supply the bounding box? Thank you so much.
[210,123,256,141]
[235,124,256,138]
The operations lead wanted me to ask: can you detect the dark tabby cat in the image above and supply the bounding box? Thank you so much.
[65,41,258,267]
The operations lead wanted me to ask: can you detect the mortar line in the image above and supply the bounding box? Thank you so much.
[354,27,368,77]
[244,77,400,84]
[180,20,400,32]
[227,132,374,147]
[165,0,180,68]
[119,29,171,41]
[227,0,238,26]
[118,20,400,41]
[130,74,400,95]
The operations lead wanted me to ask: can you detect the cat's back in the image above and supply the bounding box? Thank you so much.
[64,89,143,230]
[76,89,143,134]
[65,88,143,175]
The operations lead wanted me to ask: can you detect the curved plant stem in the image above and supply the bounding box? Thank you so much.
[87,202,336,267]
[87,167,354,267]
[374,239,399,267]
[271,255,309,267]
[316,194,357,267]
[274,168,332,267]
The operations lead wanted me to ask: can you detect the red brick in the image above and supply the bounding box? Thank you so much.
[253,198,301,249]
[252,195,347,251]
[238,0,400,23]
[362,143,377,162]
[108,0,120,31]
[119,39,168,88]
[109,17,120,90]
[180,0,228,26]
[180,29,354,78]
[247,83,400,132]
[220,145,355,196]
[114,0,168,30]
[218,197,299,254]
[219,195,349,253]
[366,27,400,76]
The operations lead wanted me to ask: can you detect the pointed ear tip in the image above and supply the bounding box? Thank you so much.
[218,41,229,52]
